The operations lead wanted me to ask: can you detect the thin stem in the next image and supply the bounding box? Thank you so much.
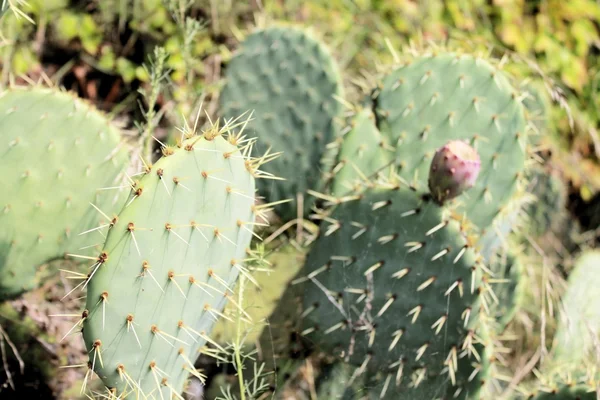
[234,275,246,400]
[138,46,170,161]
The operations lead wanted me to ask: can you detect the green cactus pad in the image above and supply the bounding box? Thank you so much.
[477,191,532,262]
[374,52,528,231]
[525,167,568,238]
[330,108,393,197]
[301,184,488,397]
[553,250,600,365]
[315,362,365,399]
[525,381,599,400]
[0,86,129,299]
[212,244,306,346]
[220,25,344,221]
[79,127,258,397]
[488,249,524,332]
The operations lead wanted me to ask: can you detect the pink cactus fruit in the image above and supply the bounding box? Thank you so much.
[428,140,481,204]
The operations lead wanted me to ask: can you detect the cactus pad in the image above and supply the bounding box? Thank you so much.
[301,184,488,397]
[488,249,524,331]
[525,167,568,238]
[220,25,344,221]
[330,108,393,197]
[524,376,599,400]
[374,52,528,231]
[0,86,128,299]
[553,250,600,365]
[527,386,599,400]
[79,125,258,397]
[211,244,306,346]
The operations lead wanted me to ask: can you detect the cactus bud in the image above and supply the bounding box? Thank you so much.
[428,140,481,204]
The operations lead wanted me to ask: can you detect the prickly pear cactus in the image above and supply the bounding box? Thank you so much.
[77,121,261,398]
[525,167,568,238]
[220,25,344,221]
[374,52,528,231]
[329,108,393,197]
[0,86,129,299]
[428,139,481,204]
[523,373,600,400]
[300,182,489,398]
[315,362,365,399]
[488,249,525,332]
[526,385,599,400]
[552,250,600,365]
[211,244,306,346]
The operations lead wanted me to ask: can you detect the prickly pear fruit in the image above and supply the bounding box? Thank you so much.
[428,140,481,204]
[0,86,129,300]
[73,117,264,398]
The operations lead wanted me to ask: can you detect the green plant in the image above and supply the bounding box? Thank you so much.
[300,180,490,398]
[552,250,600,368]
[526,385,599,400]
[487,249,525,332]
[328,107,393,197]
[220,25,344,222]
[521,371,600,400]
[0,85,129,300]
[373,52,528,232]
[212,243,306,346]
[72,113,269,398]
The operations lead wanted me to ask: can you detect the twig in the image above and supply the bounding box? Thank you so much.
[0,324,24,391]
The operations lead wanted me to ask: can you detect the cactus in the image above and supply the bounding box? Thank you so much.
[526,386,599,400]
[428,139,481,205]
[329,108,393,197]
[0,86,129,300]
[300,181,490,398]
[523,372,600,400]
[524,167,568,238]
[220,25,344,222]
[373,52,528,231]
[552,250,600,366]
[487,249,525,332]
[211,244,307,346]
[315,362,365,399]
[74,118,266,398]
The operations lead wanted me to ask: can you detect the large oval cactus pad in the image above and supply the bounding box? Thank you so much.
[0,86,129,299]
[375,53,528,231]
[80,129,257,397]
[301,185,489,398]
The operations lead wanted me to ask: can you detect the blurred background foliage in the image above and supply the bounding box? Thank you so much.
[0,0,599,228]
